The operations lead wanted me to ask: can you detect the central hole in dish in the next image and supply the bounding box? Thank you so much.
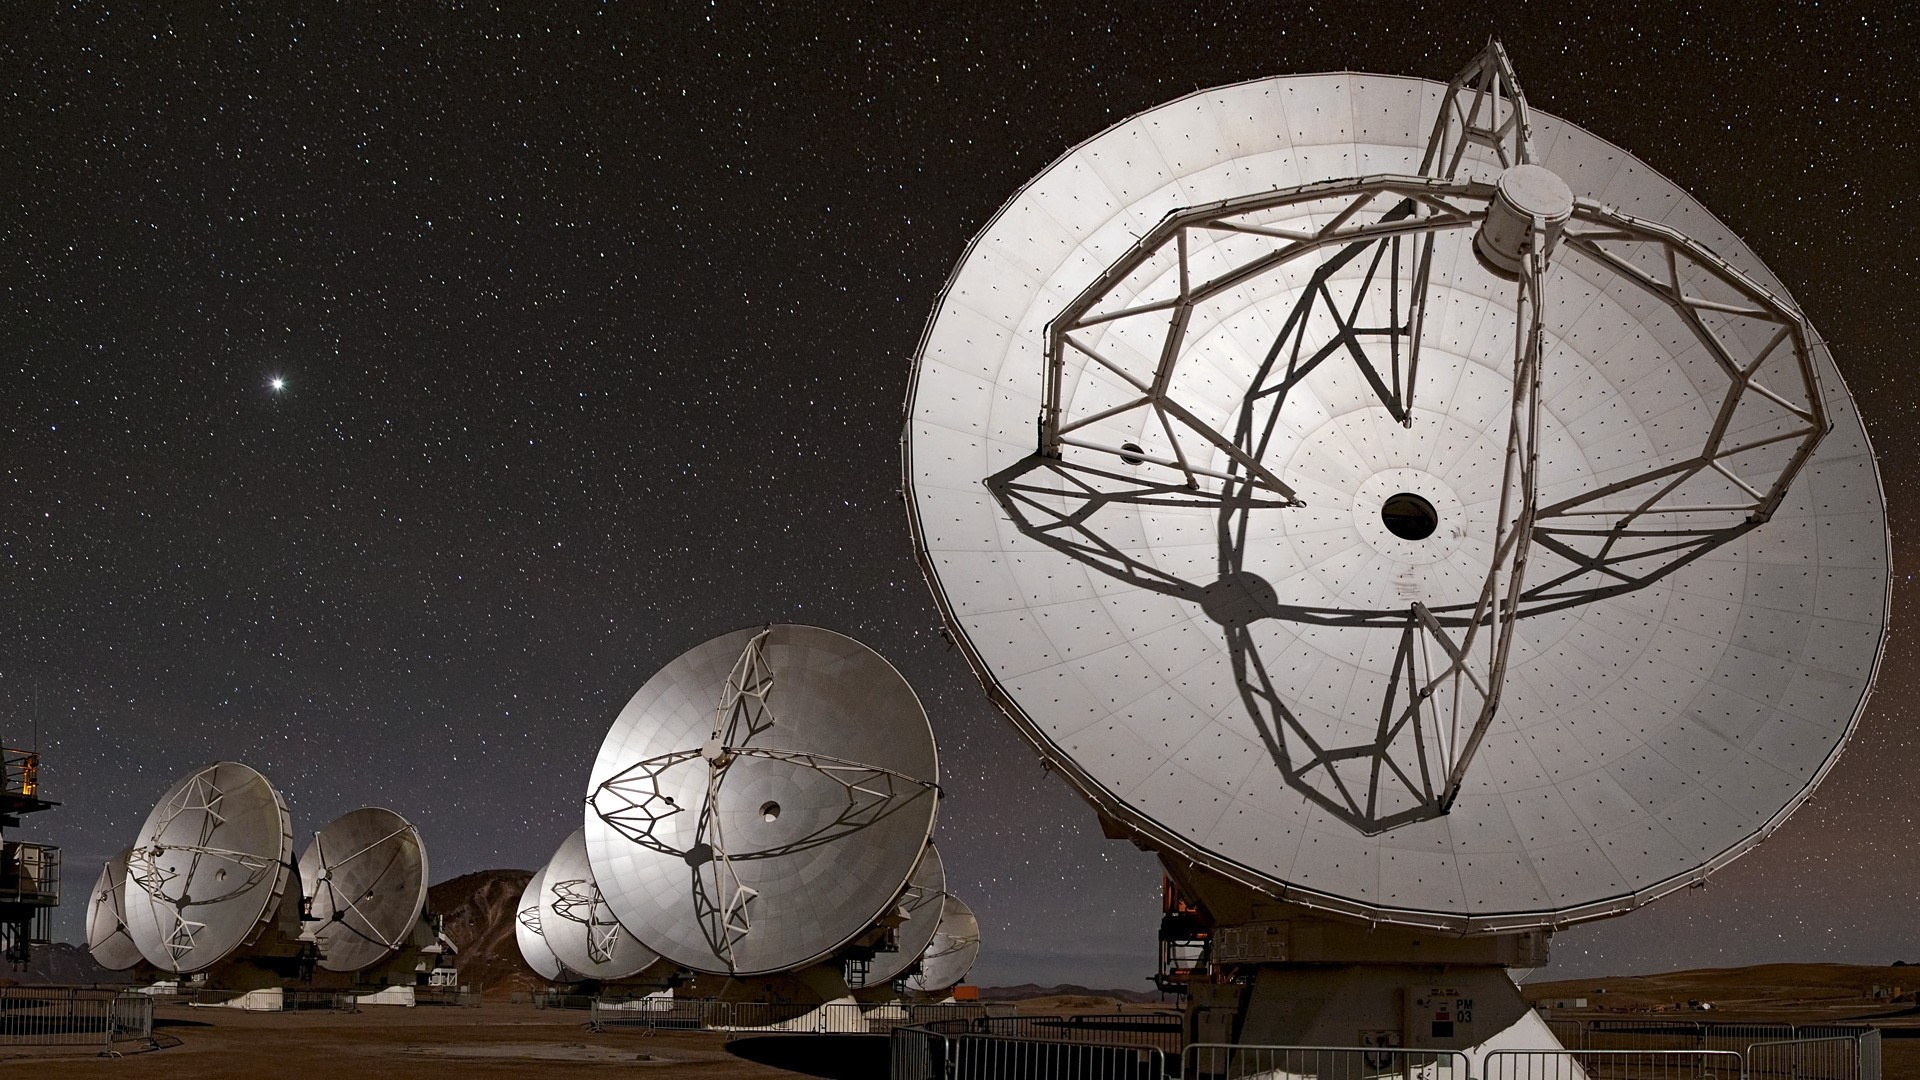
[1381,492,1439,541]
[760,801,781,822]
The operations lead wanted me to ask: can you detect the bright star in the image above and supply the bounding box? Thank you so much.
[270,377,287,392]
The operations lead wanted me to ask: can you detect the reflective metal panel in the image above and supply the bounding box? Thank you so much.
[299,807,428,974]
[539,827,661,981]
[85,848,144,971]
[122,761,296,973]
[866,841,948,986]
[586,624,940,975]
[906,894,979,994]
[902,66,1888,932]
[515,861,565,982]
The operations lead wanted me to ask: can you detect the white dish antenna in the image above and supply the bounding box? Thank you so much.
[905,894,979,994]
[515,861,567,982]
[863,841,949,987]
[299,807,429,974]
[903,48,1887,933]
[539,827,662,981]
[123,761,297,973]
[585,623,940,976]
[85,848,144,972]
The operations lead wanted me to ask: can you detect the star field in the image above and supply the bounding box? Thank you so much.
[0,4,1913,988]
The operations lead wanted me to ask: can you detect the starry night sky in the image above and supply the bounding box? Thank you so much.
[2,4,1913,989]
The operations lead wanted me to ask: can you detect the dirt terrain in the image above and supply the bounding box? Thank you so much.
[0,1000,882,1080]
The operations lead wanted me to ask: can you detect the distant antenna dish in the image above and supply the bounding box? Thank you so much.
[514,861,566,983]
[539,827,662,981]
[903,61,1887,932]
[863,841,948,987]
[299,807,429,974]
[585,624,940,976]
[906,894,979,994]
[85,848,144,972]
[123,761,297,973]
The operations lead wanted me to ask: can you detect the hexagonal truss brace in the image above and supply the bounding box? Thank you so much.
[549,876,628,967]
[1009,47,1825,834]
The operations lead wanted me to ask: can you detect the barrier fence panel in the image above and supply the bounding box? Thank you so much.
[0,986,153,1051]
[1747,1035,1881,1080]
[590,996,728,1033]
[891,1024,949,1080]
[1484,1048,1744,1080]
[947,1034,1165,1080]
[1183,1043,1472,1080]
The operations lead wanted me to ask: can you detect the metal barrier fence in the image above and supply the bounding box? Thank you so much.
[1486,1048,1745,1080]
[414,986,481,1007]
[895,1024,1166,1080]
[1183,1043,1473,1080]
[588,997,1018,1035]
[282,990,358,1012]
[0,986,153,1052]
[1746,1037,1877,1080]
[922,1013,1185,1054]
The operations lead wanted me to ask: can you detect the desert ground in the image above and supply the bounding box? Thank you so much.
[6,966,1917,1078]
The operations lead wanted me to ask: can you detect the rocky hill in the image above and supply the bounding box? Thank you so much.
[427,868,541,1000]
[0,941,134,988]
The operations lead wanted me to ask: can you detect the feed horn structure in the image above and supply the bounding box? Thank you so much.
[903,41,1887,1051]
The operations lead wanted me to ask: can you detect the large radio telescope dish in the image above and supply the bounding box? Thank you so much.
[905,894,980,994]
[538,827,662,981]
[903,45,1887,933]
[123,761,297,973]
[299,807,429,974]
[585,624,940,976]
[85,848,144,972]
[863,841,949,987]
[515,862,568,983]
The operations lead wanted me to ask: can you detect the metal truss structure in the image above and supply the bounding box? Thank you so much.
[549,876,628,967]
[126,770,280,963]
[999,43,1827,835]
[306,823,416,954]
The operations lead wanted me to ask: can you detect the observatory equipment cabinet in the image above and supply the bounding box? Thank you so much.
[903,41,1888,1052]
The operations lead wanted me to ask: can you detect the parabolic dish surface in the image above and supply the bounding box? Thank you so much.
[903,69,1887,931]
[123,761,296,972]
[863,841,949,987]
[539,827,662,981]
[300,807,429,973]
[85,848,144,972]
[906,894,979,994]
[515,862,566,982]
[585,623,940,975]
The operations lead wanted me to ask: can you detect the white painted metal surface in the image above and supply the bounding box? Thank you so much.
[122,761,297,973]
[585,624,940,975]
[903,53,1887,932]
[538,826,662,981]
[84,848,144,971]
[299,807,429,974]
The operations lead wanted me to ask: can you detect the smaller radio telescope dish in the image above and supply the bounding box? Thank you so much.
[861,841,948,987]
[299,807,430,974]
[85,848,144,971]
[515,862,568,982]
[905,894,979,995]
[539,827,661,981]
[123,761,297,974]
[586,624,941,976]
